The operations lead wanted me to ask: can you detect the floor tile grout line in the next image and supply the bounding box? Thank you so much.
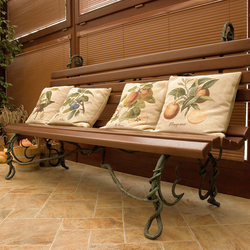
[34,181,61,219]
[0,208,14,225]
[93,187,100,218]
[0,244,53,248]
[0,187,14,198]
[199,195,222,225]
[121,188,126,244]
[87,185,100,249]
[48,218,64,250]
[160,242,165,249]
[0,186,15,220]
[175,205,204,250]
[74,164,88,194]
[1,162,250,249]
[0,178,53,223]
[87,229,92,250]
[190,222,250,227]
[34,161,86,218]
[0,188,15,225]
[34,168,51,188]
[39,162,87,249]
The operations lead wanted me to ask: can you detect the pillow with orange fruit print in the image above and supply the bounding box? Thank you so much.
[104,80,168,130]
[155,72,242,137]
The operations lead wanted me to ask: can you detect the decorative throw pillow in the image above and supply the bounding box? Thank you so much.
[48,87,112,127]
[26,86,73,125]
[155,72,242,137]
[103,80,169,130]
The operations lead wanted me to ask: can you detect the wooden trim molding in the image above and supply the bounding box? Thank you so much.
[17,35,71,56]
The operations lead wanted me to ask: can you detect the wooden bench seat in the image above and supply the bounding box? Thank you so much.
[5,123,217,159]
[4,38,250,240]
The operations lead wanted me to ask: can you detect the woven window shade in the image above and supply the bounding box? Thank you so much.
[168,0,247,50]
[79,0,121,15]
[81,26,124,65]
[8,0,66,38]
[123,15,169,58]
[79,0,247,161]
[79,0,247,64]
[6,38,70,115]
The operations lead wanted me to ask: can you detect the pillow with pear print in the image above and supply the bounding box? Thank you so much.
[48,87,112,127]
[26,86,73,125]
[155,72,242,137]
[103,80,169,130]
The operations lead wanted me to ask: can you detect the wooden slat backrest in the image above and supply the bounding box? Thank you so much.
[50,39,250,140]
[50,55,250,87]
[51,38,250,79]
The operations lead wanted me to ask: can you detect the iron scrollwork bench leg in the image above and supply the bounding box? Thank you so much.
[101,148,184,240]
[5,133,18,180]
[5,135,97,180]
[144,154,184,239]
[4,134,104,180]
[4,134,105,180]
[198,149,222,207]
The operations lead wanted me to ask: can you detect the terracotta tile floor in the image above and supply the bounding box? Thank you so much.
[0,160,249,250]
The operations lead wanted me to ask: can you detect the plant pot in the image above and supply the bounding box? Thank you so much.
[13,145,41,171]
[40,142,60,167]
[6,133,18,146]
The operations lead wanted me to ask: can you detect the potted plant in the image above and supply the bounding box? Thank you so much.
[0,0,29,163]
[0,0,22,110]
[0,0,25,127]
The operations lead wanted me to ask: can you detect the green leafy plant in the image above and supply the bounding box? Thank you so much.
[164,77,218,120]
[61,89,94,120]
[31,88,60,119]
[111,83,155,123]
[0,0,22,111]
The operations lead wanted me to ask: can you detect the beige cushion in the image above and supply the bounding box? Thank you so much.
[103,80,168,130]
[48,87,112,127]
[26,86,73,125]
[155,72,242,137]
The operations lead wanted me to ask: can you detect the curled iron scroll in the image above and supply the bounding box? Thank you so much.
[67,55,84,69]
[221,22,234,42]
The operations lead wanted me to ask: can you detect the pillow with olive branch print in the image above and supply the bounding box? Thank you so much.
[155,72,242,137]
[48,87,112,127]
[26,86,73,125]
[103,80,168,130]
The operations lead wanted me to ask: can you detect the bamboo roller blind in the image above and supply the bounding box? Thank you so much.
[79,0,247,161]
[8,0,66,38]
[6,39,70,115]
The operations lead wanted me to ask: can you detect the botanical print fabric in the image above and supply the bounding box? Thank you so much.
[104,81,168,130]
[26,86,73,125]
[48,87,112,127]
[155,72,242,137]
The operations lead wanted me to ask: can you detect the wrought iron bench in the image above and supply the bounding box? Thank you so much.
[4,38,250,240]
